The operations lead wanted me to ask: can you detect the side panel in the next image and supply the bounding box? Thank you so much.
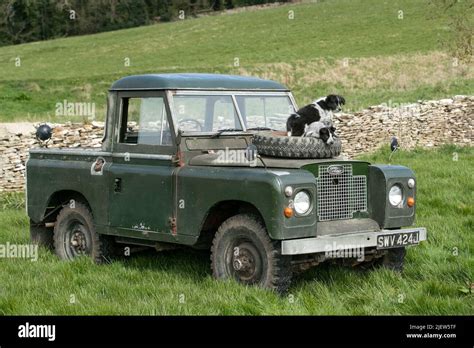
[176,166,318,240]
[26,152,111,228]
[107,155,175,239]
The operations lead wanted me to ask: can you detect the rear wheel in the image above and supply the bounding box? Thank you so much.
[211,214,292,293]
[53,202,115,264]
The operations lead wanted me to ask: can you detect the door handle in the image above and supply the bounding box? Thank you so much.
[114,178,122,193]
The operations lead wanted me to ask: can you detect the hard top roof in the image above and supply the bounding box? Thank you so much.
[110,73,288,91]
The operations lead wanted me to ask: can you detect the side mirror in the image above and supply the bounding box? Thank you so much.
[36,124,52,142]
[389,136,399,163]
[390,136,399,152]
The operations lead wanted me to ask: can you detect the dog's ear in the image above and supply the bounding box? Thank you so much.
[338,96,346,105]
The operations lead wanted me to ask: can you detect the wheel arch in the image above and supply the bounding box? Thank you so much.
[40,190,92,223]
[193,200,266,249]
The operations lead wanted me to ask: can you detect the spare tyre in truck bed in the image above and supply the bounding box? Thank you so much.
[252,131,342,159]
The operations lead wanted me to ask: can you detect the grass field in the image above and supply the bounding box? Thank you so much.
[0,145,472,315]
[0,0,472,122]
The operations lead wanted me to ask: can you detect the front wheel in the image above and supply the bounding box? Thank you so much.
[211,214,292,293]
[53,202,115,264]
[362,247,406,272]
[377,247,406,272]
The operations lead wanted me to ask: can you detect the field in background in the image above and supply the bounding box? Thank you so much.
[0,0,472,122]
[0,146,472,315]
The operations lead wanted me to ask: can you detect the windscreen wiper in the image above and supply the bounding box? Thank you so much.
[246,127,279,131]
[210,128,243,138]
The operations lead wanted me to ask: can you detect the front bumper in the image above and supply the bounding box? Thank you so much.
[281,227,427,255]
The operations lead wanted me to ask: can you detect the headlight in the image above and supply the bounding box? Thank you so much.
[389,185,403,207]
[407,178,415,189]
[294,191,311,215]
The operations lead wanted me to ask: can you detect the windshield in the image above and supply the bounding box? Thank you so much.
[172,95,243,133]
[236,95,295,131]
[171,93,296,134]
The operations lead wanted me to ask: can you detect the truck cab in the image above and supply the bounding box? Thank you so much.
[27,73,426,292]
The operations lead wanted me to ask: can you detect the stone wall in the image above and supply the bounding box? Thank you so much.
[0,96,472,192]
[0,122,104,192]
[334,95,473,158]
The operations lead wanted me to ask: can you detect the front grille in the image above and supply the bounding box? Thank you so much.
[317,164,367,221]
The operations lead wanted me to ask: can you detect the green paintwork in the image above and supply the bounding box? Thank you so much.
[26,74,419,249]
[368,164,416,228]
[27,150,111,226]
[110,73,288,91]
[175,166,317,240]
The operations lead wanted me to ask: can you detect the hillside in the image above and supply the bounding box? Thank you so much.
[0,0,472,121]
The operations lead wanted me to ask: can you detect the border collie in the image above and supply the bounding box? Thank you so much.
[286,95,345,136]
[303,121,336,144]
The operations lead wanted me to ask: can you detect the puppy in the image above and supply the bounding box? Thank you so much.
[303,121,336,145]
[287,95,345,136]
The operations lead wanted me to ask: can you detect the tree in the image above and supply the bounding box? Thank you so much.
[225,0,234,9]
[212,0,222,11]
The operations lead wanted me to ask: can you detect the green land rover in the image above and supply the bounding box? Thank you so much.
[26,73,427,292]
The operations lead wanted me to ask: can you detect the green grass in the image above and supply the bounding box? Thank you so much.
[0,0,472,121]
[0,146,472,315]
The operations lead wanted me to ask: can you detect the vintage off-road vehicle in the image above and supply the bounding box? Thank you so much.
[27,74,426,292]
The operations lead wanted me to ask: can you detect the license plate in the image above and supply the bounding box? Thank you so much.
[376,231,420,249]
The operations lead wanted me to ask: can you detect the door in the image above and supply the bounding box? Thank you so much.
[108,91,177,240]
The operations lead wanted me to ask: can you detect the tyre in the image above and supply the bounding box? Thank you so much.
[376,247,406,272]
[354,248,406,272]
[53,202,115,264]
[30,220,53,249]
[211,214,292,293]
[252,132,342,159]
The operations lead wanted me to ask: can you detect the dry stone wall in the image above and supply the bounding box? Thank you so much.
[334,95,473,157]
[0,122,104,192]
[0,96,472,192]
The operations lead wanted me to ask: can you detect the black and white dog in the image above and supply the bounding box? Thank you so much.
[286,95,345,137]
[303,121,336,144]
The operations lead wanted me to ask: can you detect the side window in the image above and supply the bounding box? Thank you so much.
[119,97,172,146]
